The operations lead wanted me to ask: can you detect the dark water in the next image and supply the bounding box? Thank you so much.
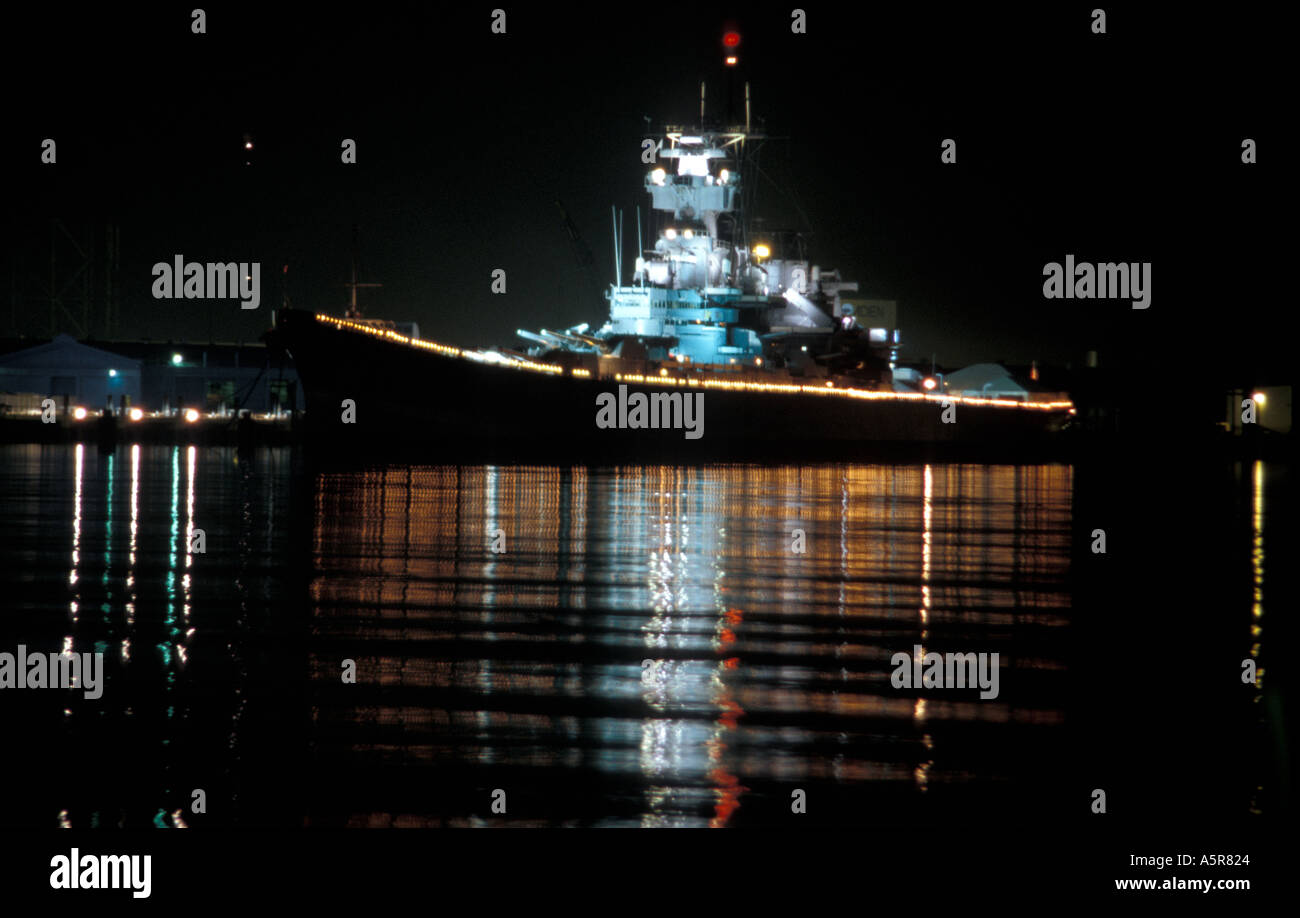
[1,444,1282,828]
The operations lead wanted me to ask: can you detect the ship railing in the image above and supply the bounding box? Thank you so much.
[346,318,399,333]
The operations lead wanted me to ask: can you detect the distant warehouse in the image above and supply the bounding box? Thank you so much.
[0,335,302,415]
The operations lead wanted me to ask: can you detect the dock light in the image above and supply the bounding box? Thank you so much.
[1251,391,1266,406]
[660,368,669,376]
[129,408,143,422]
[752,243,770,259]
[683,228,694,239]
[108,369,118,377]
[921,377,938,391]
[650,167,666,185]
[719,169,729,184]
[172,353,183,365]
[665,228,677,239]
[73,407,87,421]
[184,408,200,423]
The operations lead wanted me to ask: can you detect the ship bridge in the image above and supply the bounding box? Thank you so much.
[520,83,899,382]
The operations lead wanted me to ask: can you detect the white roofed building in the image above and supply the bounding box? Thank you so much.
[944,363,1028,400]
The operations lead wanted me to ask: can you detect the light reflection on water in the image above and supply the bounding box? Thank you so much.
[3,443,296,829]
[3,445,1280,827]
[3,446,1108,827]
[305,462,1074,827]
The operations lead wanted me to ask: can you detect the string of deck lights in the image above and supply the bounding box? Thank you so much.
[317,314,562,374]
[317,314,1073,412]
[613,373,1074,411]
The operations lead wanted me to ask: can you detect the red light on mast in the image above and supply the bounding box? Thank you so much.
[723,31,740,48]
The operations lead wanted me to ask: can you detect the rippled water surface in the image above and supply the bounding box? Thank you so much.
[4,445,1083,827]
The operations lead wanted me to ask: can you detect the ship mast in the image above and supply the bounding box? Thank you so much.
[344,224,381,319]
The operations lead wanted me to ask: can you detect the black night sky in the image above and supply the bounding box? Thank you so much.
[5,4,1284,384]
[0,6,1292,889]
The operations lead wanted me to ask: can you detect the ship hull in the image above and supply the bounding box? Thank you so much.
[269,310,1073,460]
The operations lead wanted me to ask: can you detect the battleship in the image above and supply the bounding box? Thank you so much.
[268,82,1074,458]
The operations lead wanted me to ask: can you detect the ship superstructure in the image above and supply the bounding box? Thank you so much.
[516,90,901,391]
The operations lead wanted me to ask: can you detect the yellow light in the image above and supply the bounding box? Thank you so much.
[129,408,144,422]
[184,409,200,423]
[752,244,770,259]
[719,169,729,183]
[314,313,1077,413]
[659,368,668,376]
[725,56,737,66]
[921,377,938,391]
[1251,391,1266,406]
[317,313,564,374]
[73,407,87,420]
